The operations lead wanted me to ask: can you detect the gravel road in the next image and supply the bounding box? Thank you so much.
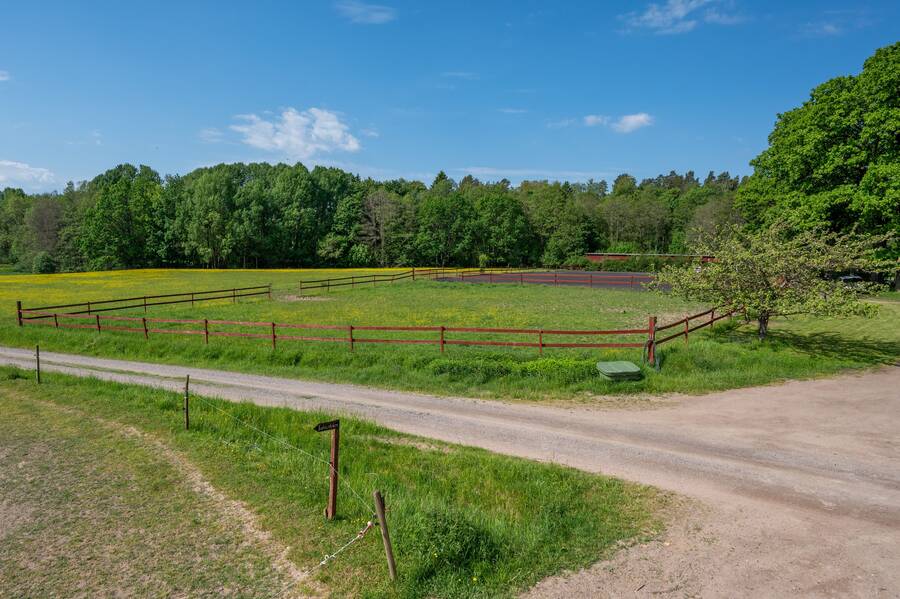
[1,345,897,597]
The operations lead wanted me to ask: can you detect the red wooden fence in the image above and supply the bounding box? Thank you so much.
[17,309,654,355]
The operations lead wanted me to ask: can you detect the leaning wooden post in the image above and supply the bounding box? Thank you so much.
[16,301,23,327]
[314,420,340,520]
[183,374,190,430]
[142,317,149,339]
[373,490,397,582]
[53,313,58,329]
[95,314,101,333]
[35,344,41,384]
[647,316,657,366]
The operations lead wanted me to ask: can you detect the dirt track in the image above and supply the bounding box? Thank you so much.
[1,345,897,597]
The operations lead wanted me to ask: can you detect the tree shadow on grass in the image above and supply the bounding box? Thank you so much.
[709,324,900,365]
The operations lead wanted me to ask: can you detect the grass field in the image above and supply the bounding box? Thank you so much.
[0,368,661,598]
[3,269,898,400]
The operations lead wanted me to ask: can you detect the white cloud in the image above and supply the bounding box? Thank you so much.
[455,166,614,181]
[620,0,742,34]
[0,70,9,82]
[198,127,224,143]
[583,114,610,127]
[230,107,361,161]
[499,108,528,114]
[0,160,55,188]
[335,1,396,24]
[360,127,380,138]
[611,113,654,133]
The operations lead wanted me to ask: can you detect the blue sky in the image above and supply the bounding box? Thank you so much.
[1,1,897,191]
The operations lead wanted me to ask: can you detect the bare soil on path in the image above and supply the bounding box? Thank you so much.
[1,345,897,598]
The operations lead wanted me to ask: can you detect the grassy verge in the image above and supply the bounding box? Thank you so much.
[0,367,661,598]
[3,270,898,400]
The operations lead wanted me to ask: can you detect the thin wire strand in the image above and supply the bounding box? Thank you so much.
[190,393,374,515]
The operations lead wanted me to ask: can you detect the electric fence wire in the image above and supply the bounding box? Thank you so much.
[189,393,384,573]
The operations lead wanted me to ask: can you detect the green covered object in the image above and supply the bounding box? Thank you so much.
[596,361,643,381]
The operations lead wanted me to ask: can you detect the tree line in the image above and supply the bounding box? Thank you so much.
[0,165,744,273]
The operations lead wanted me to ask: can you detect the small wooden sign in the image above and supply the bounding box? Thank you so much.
[314,419,340,433]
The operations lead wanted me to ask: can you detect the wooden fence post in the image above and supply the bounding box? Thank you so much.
[143,296,147,313]
[35,344,41,384]
[232,288,236,303]
[95,314,101,333]
[684,317,689,344]
[440,326,445,353]
[204,319,209,344]
[314,420,341,520]
[647,316,657,366]
[87,301,92,315]
[183,375,190,430]
[191,292,194,308]
[373,490,397,582]
[142,317,148,339]
[271,322,277,349]
[539,330,544,355]
[53,313,58,329]
[16,301,23,327]
[412,267,416,281]
[268,284,272,300]
[299,281,304,296]
[348,325,354,352]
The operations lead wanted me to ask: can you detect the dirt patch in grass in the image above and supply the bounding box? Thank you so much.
[0,391,316,598]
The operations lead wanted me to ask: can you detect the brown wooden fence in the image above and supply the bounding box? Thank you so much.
[17,310,653,355]
[16,303,740,363]
[16,284,272,325]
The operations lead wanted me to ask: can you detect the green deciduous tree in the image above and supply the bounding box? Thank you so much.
[652,224,893,340]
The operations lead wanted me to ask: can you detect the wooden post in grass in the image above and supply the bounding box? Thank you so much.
[348,325,354,352]
[314,419,340,520]
[268,283,272,300]
[191,292,194,308]
[271,322,277,349]
[539,330,544,355]
[183,375,190,430]
[142,317,148,339]
[412,267,416,281]
[53,313,58,329]
[143,296,147,313]
[204,319,209,344]
[16,301,23,327]
[440,326,445,353]
[87,301,92,315]
[95,314,101,333]
[647,316,657,365]
[35,344,41,384]
[232,288,236,303]
[684,317,689,344]
[373,490,397,581]
[299,281,304,296]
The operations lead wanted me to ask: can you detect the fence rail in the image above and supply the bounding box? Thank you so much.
[654,307,738,345]
[17,309,653,355]
[17,284,272,323]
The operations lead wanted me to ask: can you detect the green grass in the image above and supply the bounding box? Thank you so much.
[3,269,898,400]
[0,368,661,598]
